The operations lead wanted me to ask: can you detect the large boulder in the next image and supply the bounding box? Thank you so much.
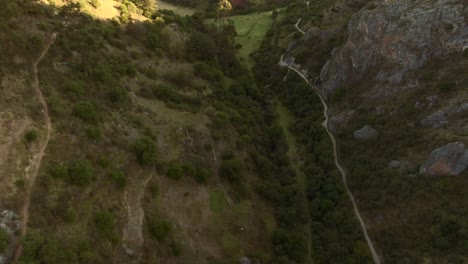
[353,125,378,139]
[419,142,468,176]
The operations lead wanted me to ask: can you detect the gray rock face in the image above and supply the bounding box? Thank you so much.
[388,160,401,169]
[354,125,378,139]
[319,0,468,98]
[420,102,468,128]
[421,109,449,128]
[0,210,20,264]
[419,142,468,176]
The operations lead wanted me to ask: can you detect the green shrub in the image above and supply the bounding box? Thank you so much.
[94,211,119,243]
[50,164,68,179]
[73,102,98,123]
[219,159,243,183]
[152,85,183,104]
[15,178,26,189]
[85,126,101,140]
[24,129,38,144]
[167,163,183,180]
[133,137,156,165]
[107,86,128,103]
[67,159,95,186]
[109,169,127,189]
[193,62,222,81]
[170,241,182,256]
[63,81,83,95]
[147,218,171,242]
[195,167,210,183]
[0,228,9,253]
[63,208,77,223]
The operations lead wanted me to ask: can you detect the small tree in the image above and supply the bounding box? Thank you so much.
[24,129,38,144]
[73,102,98,123]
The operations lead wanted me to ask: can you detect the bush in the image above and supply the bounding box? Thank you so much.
[50,164,68,179]
[166,163,183,180]
[133,137,156,165]
[152,85,183,104]
[147,218,171,242]
[107,86,128,103]
[94,211,119,243]
[193,62,222,81]
[63,81,83,95]
[85,126,101,140]
[109,169,127,189]
[195,167,210,183]
[219,159,243,183]
[67,159,95,186]
[24,129,38,144]
[73,102,98,123]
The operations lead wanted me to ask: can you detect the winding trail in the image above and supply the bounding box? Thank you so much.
[14,33,57,261]
[279,55,381,264]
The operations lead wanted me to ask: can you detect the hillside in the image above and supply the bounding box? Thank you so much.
[0,1,282,263]
[255,0,467,262]
[0,0,466,263]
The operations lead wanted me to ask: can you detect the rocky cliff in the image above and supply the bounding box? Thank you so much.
[316,0,467,176]
[320,0,467,99]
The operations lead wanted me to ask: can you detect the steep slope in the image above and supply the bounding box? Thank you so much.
[0,1,289,263]
[261,0,467,262]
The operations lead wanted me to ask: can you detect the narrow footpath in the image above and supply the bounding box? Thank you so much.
[14,33,57,261]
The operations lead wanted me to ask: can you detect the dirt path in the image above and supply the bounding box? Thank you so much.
[279,55,381,264]
[122,167,154,262]
[295,18,306,35]
[14,33,57,261]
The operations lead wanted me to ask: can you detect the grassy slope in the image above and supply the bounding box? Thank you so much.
[158,0,197,16]
[229,11,273,68]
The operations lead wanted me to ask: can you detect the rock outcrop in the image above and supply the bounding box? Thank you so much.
[419,142,468,176]
[319,0,468,98]
[353,125,378,139]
